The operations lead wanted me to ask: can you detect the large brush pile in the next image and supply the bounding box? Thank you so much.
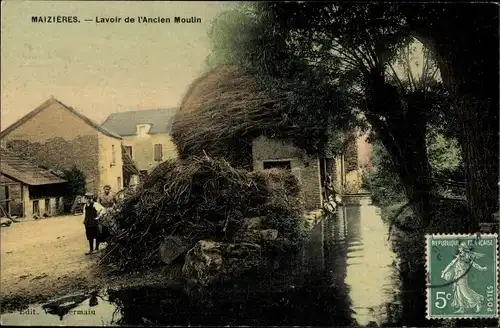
[171,65,290,169]
[100,155,304,270]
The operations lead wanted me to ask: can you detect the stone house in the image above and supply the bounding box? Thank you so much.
[101,108,178,175]
[0,97,139,194]
[252,135,346,210]
[0,148,67,218]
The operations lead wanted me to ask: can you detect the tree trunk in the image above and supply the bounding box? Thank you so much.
[421,35,499,226]
[370,115,434,226]
[408,4,499,225]
[364,79,434,226]
[455,95,498,224]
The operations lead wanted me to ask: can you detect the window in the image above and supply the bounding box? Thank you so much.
[154,144,163,162]
[124,145,133,158]
[45,199,51,214]
[111,145,116,165]
[33,200,40,216]
[117,177,122,190]
[137,124,150,137]
[263,160,292,170]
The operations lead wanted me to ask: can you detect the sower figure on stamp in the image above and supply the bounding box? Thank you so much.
[82,192,104,255]
[441,242,487,313]
[97,185,117,244]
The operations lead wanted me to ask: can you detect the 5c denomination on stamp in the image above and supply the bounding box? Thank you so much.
[426,233,499,319]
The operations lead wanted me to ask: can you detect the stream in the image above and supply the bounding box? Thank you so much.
[1,199,403,326]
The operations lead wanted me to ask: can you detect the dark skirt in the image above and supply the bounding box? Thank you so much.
[99,225,111,242]
[85,225,99,241]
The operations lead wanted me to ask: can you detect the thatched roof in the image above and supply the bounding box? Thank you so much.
[171,65,290,169]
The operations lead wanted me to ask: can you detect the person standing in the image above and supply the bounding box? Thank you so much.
[82,192,104,255]
[98,185,117,209]
[97,185,117,243]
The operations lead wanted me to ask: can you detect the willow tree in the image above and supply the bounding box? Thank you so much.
[396,3,499,224]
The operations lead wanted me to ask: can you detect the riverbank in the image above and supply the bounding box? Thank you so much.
[0,210,320,313]
[0,215,183,313]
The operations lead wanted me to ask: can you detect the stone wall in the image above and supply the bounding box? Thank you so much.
[6,136,100,193]
[252,136,322,210]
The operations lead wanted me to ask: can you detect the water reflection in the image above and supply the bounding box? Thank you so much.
[0,291,121,326]
[106,216,356,326]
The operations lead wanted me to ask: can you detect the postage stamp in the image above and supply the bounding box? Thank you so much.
[426,233,499,319]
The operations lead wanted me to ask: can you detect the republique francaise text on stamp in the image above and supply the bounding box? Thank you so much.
[426,233,499,319]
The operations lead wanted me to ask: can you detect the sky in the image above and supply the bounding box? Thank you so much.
[1,0,235,129]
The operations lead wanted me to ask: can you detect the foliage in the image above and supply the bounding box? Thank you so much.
[364,128,464,208]
[205,4,358,158]
[236,3,456,226]
[343,131,358,172]
[262,213,308,252]
[363,141,406,207]
[60,166,86,211]
[426,134,463,181]
[61,165,85,193]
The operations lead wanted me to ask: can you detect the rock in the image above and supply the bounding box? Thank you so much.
[159,235,191,265]
[233,229,279,243]
[242,217,263,229]
[233,229,261,243]
[182,240,262,286]
[260,229,278,241]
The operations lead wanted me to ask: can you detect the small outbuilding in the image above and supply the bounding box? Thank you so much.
[0,148,67,218]
[252,135,345,210]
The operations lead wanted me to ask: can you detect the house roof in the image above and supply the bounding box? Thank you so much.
[101,108,178,136]
[0,97,122,140]
[0,148,67,186]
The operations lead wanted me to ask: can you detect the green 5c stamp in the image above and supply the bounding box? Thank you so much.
[426,233,499,319]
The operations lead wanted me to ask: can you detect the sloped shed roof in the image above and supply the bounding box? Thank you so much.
[0,148,67,186]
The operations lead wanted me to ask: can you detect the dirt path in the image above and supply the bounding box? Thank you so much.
[0,216,179,311]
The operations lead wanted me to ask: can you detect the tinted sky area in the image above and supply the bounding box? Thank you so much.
[1,1,234,129]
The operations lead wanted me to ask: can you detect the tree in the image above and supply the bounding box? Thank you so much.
[61,165,86,210]
[396,3,499,224]
[206,3,358,157]
[259,2,453,226]
[209,2,496,227]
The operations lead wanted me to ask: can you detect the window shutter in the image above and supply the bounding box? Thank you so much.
[111,145,116,165]
[154,144,163,161]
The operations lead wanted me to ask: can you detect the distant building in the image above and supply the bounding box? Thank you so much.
[101,108,178,174]
[0,97,139,194]
[252,135,346,210]
[0,148,67,218]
